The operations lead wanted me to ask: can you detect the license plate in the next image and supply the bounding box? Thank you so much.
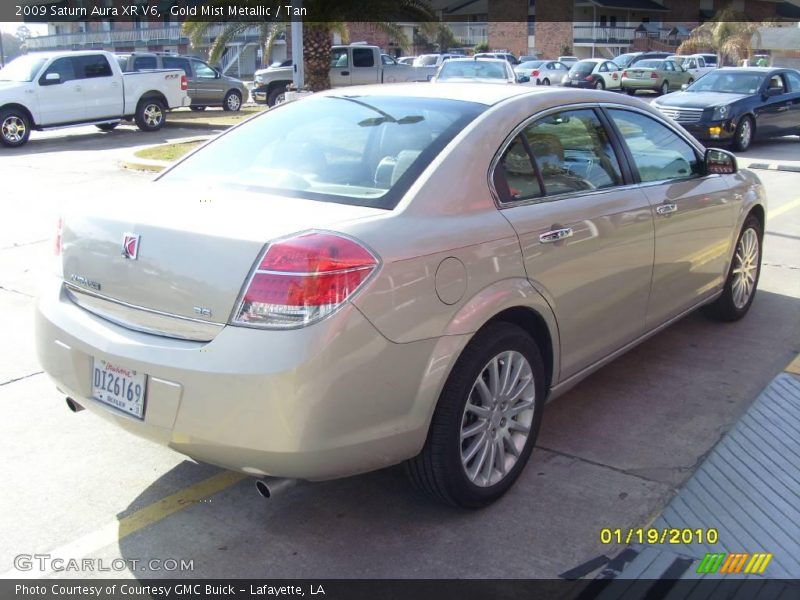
[91,358,147,419]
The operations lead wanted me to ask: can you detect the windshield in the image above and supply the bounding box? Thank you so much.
[687,71,764,94]
[635,60,664,69]
[0,55,48,82]
[159,95,485,210]
[437,61,508,81]
[518,61,545,69]
[570,61,596,74]
[414,55,439,66]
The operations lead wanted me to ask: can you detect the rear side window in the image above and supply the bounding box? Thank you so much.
[75,55,113,78]
[353,48,375,68]
[133,56,157,70]
[494,136,542,202]
[607,109,701,182]
[163,57,191,75]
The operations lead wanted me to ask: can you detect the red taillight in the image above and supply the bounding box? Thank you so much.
[622,70,628,78]
[233,232,378,328]
[531,69,539,77]
[181,74,187,90]
[584,75,594,81]
[650,72,659,79]
[55,217,62,256]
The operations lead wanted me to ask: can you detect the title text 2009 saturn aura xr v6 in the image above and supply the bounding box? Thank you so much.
[36,84,765,507]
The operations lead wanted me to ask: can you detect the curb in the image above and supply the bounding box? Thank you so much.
[744,162,800,173]
[119,135,210,173]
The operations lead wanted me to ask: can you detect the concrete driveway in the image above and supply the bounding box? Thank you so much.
[0,124,798,579]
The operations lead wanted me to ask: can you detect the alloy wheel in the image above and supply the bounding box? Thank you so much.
[732,228,759,309]
[144,104,163,127]
[227,93,241,111]
[1,115,26,144]
[460,350,536,488]
[738,119,752,149]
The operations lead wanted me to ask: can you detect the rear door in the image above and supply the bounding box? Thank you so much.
[330,47,352,86]
[494,107,654,378]
[604,108,733,326]
[36,57,84,125]
[74,54,122,119]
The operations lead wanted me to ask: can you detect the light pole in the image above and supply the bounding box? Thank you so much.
[290,0,304,88]
[0,31,5,68]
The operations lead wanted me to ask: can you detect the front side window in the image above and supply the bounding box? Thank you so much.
[159,95,485,209]
[785,70,800,92]
[194,61,216,78]
[607,109,701,183]
[75,55,113,78]
[331,48,349,68]
[40,57,76,83]
[353,48,374,68]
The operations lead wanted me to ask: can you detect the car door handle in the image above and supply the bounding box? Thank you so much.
[539,227,573,243]
[341,71,350,76]
[656,203,678,215]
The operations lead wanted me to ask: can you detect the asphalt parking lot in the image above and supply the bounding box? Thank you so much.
[1,121,798,580]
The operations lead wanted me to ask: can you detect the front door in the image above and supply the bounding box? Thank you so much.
[191,60,223,104]
[37,57,84,125]
[604,108,734,326]
[330,47,352,87]
[494,108,655,378]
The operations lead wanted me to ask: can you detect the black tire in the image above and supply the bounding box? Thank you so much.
[595,79,605,90]
[267,85,288,108]
[96,122,119,131]
[661,81,670,95]
[703,214,762,322]
[222,90,242,112]
[626,88,636,96]
[190,106,207,112]
[542,78,550,86]
[134,98,166,132]
[0,108,31,148]
[732,116,754,152]
[405,322,546,508]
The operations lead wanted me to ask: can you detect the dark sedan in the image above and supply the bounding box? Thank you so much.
[652,68,800,151]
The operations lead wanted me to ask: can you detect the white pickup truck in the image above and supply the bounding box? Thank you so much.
[0,50,190,147]
[252,44,434,106]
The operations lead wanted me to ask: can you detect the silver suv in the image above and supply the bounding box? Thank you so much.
[116,52,247,111]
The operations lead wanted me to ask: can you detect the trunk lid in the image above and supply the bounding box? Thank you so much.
[61,183,386,338]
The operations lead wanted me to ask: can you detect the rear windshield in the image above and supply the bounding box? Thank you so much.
[635,60,663,69]
[437,61,507,80]
[159,95,486,209]
[571,61,596,73]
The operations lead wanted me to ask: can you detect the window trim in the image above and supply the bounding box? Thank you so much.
[488,103,633,209]
[600,105,706,186]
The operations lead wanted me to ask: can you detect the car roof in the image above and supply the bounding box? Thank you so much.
[576,58,608,63]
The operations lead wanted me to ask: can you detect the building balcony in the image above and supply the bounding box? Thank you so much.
[573,25,637,45]
[446,22,488,47]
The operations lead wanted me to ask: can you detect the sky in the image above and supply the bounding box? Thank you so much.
[0,22,49,36]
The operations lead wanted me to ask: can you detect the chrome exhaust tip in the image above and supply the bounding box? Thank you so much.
[255,477,297,499]
[65,397,84,413]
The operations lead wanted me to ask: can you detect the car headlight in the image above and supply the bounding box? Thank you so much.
[712,105,729,120]
[255,75,265,84]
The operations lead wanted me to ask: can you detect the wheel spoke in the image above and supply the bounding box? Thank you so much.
[508,398,534,417]
[469,438,491,481]
[465,400,491,419]
[463,431,487,463]
[499,351,513,397]
[475,377,493,406]
[461,419,487,440]
[482,439,496,482]
[503,434,521,458]
[494,439,507,475]
[508,420,531,435]
[488,356,500,397]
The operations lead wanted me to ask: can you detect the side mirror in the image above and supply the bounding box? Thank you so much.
[681,83,689,91]
[42,72,61,85]
[764,87,782,97]
[705,148,738,175]
[517,75,530,83]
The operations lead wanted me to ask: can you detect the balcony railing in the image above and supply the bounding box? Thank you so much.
[573,25,636,45]
[25,24,266,50]
[446,22,488,47]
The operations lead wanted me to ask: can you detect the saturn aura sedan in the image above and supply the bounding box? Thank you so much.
[37,84,766,507]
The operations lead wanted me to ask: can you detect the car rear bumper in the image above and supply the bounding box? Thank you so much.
[621,78,660,89]
[35,278,441,480]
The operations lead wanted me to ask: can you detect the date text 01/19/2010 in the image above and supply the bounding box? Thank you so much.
[600,527,719,545]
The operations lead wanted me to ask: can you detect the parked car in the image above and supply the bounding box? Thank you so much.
[514,60,570,86]
[698,53,719,67]
[253,44,432,106]
[432,58,520,84]
[653,67,800,151]
[667,54,716,81]
[0,50,189,148]
[37,84,765,507]
[116,52,248,112]
[629,52,673,66]
[622,58,694,96]
[518,55,539,63]
[475,52,519,66]
[397,56,416,65]
[557,55,579,65]
[413,53,459,68]
[562,58,622,90]
[613,52,641,69]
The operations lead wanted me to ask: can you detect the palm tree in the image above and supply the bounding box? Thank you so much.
[676,5,777,66]
[182,20,286,71]
[182,1,436,91]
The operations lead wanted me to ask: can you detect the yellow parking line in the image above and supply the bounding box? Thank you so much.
[118,471,247,538]
[768,197,800,221]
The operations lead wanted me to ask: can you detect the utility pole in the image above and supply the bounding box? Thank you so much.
[0,31,5,68]
[290,0,304,88]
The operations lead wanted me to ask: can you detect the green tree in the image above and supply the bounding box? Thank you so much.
[473,41,489,53]
[183,1,435,91]
[677,4,777,66]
